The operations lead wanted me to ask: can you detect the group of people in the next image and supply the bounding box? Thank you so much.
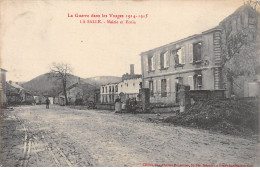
[115,97,138,113]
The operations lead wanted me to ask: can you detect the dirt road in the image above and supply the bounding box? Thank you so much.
[1,105,259,167]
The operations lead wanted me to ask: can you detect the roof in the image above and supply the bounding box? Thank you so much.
[140,27,222,55]
[58,82,97,94]
[6,81,25,90]
[6,81,33,95]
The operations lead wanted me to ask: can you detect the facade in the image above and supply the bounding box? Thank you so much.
[100,82,119,103]
[219,5,260,98]
[6,81,34,104]
[58,80,97,105]
[118,77,142,102]
[141,27,223,104]
[0,68,7,106]
[100,64,142,103]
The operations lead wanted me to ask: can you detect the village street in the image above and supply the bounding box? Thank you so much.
[1,105,259,167]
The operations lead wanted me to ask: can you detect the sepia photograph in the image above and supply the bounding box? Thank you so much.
[0,0,260,167]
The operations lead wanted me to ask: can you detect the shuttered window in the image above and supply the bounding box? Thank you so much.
[149,81,154,96]
[157,79,161,96]
[153,80,157,94]
[189,44,193,63]
[161,79,167,97]
[193,42,202,62]
[180,47,186,64]
[157,53,161,70]
[166,78,170,96]
[188,76,194,90]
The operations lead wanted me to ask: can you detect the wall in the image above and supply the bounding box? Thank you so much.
[0,70,7,105]
[219,5,260,98]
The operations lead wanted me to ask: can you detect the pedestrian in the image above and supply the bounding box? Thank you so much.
[45,97,50,109]
[115,97,122,113]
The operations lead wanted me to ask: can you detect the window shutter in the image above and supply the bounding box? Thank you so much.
[153,80,157,94]
[189,44,193,63]
[152,55,156,70]
[180,47,185,64]
[188,76,194,90]
[144,55,149,71]
[166,78,170,96]
[157,53,161,69]
[145,81,149,88]
[165,51,169,67]
[157,79,161,96]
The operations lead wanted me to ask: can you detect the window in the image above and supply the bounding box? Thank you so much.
[160,51,169,69]
[112,86,114,92]
[148,55,155,71]
[102,87,104,93]
[194,73,202,90]
[115,85,118,92]
[193,42,202,62]
[133,82,135,86]
[161,79,167,97]
[174,47,185,66]
[105,87,107,93]
[176,77,183,85]
[109,86,111,92]
[149,81,154,96]
[139,82,142,89]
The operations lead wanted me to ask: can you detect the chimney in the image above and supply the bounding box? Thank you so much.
[130,64,134,75]
[9,80,12,84]
[78,77,80,84]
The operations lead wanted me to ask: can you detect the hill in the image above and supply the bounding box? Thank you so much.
[21,73,85,96]
[21,74,122,96]
[84,76,122,86]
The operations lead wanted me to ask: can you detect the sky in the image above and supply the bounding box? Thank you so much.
[0,0,244,82]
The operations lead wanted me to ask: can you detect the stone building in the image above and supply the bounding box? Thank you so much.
[219,5,260,98]
[0,68,7,106]
[140,27,223,104]
[100,64,142,103]
[58,79,96,105]
[6,81,34,104]
[140,4,260,103]
[100,82,119,104]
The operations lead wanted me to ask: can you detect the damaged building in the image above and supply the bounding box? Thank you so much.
[140,5,260,104]
[100,64,142,104]
[140,27,223,104]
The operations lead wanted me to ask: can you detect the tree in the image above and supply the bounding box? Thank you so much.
[49,63,73,105]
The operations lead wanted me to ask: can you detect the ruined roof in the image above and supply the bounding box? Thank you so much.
[6,81,33,95]
[6,81,25,90]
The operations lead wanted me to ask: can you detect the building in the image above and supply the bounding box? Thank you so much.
[118,77,142,102]
[58,79,97,105]
[140,5,260,103]
[140,27,223,104]
[219,5,260,98]
[6,81,34,104]
[0,68,7,106]
[100,64,142,103]
[100,82,119,104]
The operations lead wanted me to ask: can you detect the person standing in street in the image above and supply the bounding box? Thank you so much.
[45,97,50,109]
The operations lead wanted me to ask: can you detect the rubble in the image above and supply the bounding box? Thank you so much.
[164,98,259,138]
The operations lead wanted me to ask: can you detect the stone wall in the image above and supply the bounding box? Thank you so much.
[219,5,260,97]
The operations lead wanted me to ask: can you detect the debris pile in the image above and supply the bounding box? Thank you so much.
[164,99,259,137]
